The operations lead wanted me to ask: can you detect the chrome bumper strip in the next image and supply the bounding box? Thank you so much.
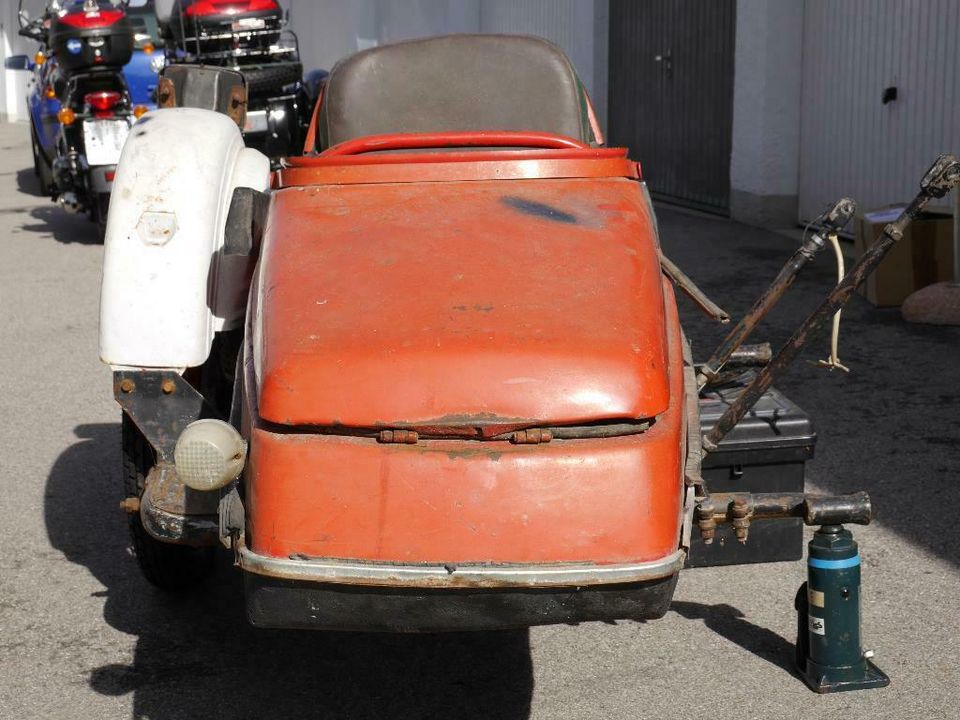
[239,545,685,589]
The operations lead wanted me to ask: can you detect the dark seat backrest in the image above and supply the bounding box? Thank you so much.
[318,34,595,149]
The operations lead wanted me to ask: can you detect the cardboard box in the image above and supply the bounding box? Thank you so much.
[854,205,954,307]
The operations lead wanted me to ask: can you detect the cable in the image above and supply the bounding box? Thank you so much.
[817,231,850,372]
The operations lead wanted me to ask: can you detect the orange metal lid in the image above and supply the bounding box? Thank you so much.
[254,174,667,428]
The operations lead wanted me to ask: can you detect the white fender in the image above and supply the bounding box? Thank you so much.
[99,108,270,370]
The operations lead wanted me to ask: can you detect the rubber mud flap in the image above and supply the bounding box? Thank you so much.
[244,573,680,632]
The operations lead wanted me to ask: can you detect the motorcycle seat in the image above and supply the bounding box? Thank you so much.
[316,34,597,150]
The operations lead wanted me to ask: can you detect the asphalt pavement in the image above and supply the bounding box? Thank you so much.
[1,120,957,719]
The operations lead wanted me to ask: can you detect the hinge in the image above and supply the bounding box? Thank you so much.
[378,429,419,444]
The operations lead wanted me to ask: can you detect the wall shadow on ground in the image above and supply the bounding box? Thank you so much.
[45,423,534,720]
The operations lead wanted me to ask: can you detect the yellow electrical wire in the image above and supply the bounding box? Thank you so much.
[817,231,850,372]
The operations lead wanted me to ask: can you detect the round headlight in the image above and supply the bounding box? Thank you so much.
[174,419,246,492]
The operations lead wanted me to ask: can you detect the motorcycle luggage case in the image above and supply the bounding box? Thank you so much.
[168,0,283,52]
[50,7,134,74]
[687,380,816,568]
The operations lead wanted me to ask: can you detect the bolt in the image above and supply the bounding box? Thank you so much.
[119,497,140,514]
[696,504,717,544]
[731,498,751,544]
[699,519,716,544]
[161,378,176,394]
[732,518,750,544]
[119,378,135,393]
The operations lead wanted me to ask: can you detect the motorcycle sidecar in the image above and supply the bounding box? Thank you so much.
[101,35,691,631]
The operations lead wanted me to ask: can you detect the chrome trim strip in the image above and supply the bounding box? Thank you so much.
[238,546,685,589]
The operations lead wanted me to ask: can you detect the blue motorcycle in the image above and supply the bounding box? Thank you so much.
[124,0,166,106]
[6,0,160,239]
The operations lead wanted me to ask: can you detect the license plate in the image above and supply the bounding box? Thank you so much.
[83,119,130,166]
[232,18,266,31]
[243,110,268,134]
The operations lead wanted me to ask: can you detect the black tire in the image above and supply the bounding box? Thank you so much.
[121,413,215,590]
[30,123,54,196]
[92,192,110,243]
[30,124,41,179]
[242,62,303,97]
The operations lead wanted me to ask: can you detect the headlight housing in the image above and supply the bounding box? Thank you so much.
[174,419,246,491]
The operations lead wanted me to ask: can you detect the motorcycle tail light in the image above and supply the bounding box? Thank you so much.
[57,107,76,126]
[59,9,125,29]
[85,91,123,118]
[184,0,278,17]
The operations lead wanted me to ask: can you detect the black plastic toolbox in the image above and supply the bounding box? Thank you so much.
[686,380,816,568]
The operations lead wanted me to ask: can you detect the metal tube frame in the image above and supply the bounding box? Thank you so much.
[702,155,960,454]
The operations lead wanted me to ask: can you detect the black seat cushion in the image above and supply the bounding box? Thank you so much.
[317,34,595,149]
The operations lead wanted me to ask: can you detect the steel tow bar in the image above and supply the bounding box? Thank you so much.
[702,154,960,453]
[697,197,857,389]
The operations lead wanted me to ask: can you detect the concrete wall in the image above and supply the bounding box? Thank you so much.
[279,0,479,73]
[729,0,959,226]
[0,0,39,122]
[0,0,607,126]
[729,0,805,227]
[280,0,608,127]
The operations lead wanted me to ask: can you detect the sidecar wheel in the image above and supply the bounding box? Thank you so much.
[121,413,215,591]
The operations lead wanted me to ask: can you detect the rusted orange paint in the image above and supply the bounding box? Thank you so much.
[246,150,685,569]
[256,176,668,427]
[245,277,685,563]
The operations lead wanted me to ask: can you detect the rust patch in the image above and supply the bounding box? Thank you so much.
[443,447,502,462]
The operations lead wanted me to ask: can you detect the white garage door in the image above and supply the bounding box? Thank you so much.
[799,0,960,220]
